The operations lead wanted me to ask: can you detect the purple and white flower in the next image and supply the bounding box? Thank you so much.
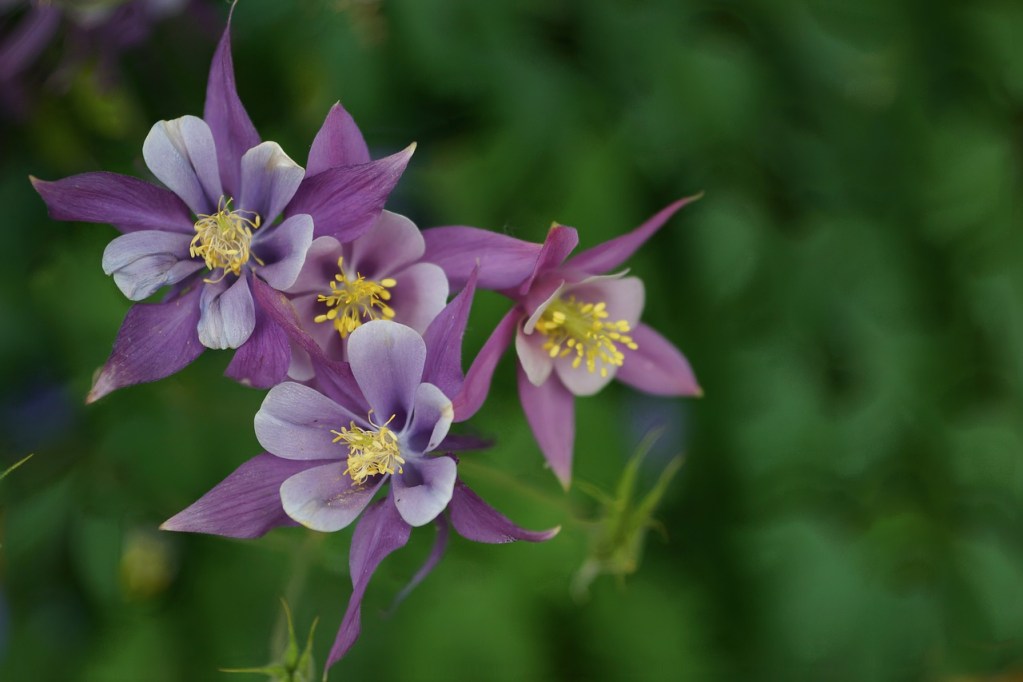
[422,197,703,487]
[31,13,413,399]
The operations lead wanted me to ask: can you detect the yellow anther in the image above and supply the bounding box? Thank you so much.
[190,196,262,282]
[315,257,397,339]
[533,295,638,374]
[332,414,404,485]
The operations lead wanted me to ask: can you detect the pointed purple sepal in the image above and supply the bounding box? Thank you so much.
[225,284,292,388]
[617,323,702,397]
[306,102,371,176]
[421,267,478,401]
[518,223,578,295]
[517,366,575,489]
[448,479,560,543]
[451,308,518,422]
[387,516,449,614]
[422,226,543,292]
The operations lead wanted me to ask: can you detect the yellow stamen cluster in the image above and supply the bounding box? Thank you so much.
[190,196,262,282]
[314,257,397,338]
[332,417,404,485]
[534,295,638,377]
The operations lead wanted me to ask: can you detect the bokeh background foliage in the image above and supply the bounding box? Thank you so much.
[2,0,1022,680]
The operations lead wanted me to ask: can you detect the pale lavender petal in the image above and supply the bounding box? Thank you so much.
[31,172,194,234]
[307,102,371,176]
[253,213,313,290]
[160,453,323,538]
[347,320,426,426]
[404,383,453,455]
[450,308,517,422]
[518,366,575,489]
[421,268,477,399]
[328,498,411,667]
[387,516,448,614]
[225,299,290,388]
[87,286,204,403]
[422,226,543,291]
[345,211,424,278]
[387,262,449,334]
[284,235,342,296]
[254,381,360,461]
[197,275,255,349]
[616,323,702,397]
[204,19,260,198]
[448,479,561,543]
[518,223,578,295]
[280,462,383,532]
[287,145,415,242]
[101,230,202,301]
[515,323,554,386]
[392,456,457,527]
[564,195,702,274]
[238,141,305,225]
[142,116,223,215]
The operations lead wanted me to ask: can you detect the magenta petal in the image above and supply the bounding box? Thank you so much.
[392,456,457,527]
[87,286,204,403]
[518,224,579,295]
[197,275,255,350]
[422,226,543,291]
[387,516,448,614]
[254,381,360,461]
[564,195,702,274]
[421,267,476,399]
[280,463,383,532]
[448,479,560,543]
[328,498,412,668]
[450,307,518,422]
[617,323,702,397]
[225,302,290,388]
[287,146,415,242]
[517,366,575,489]
[203,19,260,198]
[306,101,371,176]
[160,453,323,538]
[31,172,194,234]
[347,320,426,425]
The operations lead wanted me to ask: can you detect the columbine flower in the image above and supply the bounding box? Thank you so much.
[422,197,703,487]
[162,295,558,670]
[31,11,413,400]
[283,210,448,380]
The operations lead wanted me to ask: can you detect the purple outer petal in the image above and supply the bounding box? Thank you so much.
[450,307,518,422]
[448,479,561,543]
[287,145,415,242]
[238,141,305,225]
[564,195,702,274]
[225,293,291,388]
[307,101,371,176]
[160,453,323,538]
[616,323,702,397]
[142,116,223,216]
[345,211,425,278]
[421,267,477,400]
[280,462,384,532]
[87,285,204,403]
[197,275,255,350]
[253,213,314,290]
[517,366,575,489]
[387,516,448,614]
[347,321,426,426]
[30,173,194,234]
[328,498,412,668]
[392,456,457,527]
[254,381,361,461]
[405,383,454,454]
[204,18,261,199]
[101,230,202,301]
[421,226,543,291]
[518,224,579,295]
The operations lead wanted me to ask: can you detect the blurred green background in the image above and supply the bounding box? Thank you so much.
[2,0,1022,680]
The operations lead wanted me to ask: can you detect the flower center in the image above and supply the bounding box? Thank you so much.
[190,196,262,282]
[533,295,638,377]
[314,257,397,338]
[332,416,404,485]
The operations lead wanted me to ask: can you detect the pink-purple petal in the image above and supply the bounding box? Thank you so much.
[422,226,543,291]
[345,210,425,278]
[451,307,518,422]
[448,479,561,543]
[307,101,371,176]
[518,366,575,489]
[391,456,457,527]
[160,453,323,538]
[30,172,194,234]
[142,116,222,215]
[197,275,255,350]
[87,286,204,403]
[616,323,702,397]
[225,301,291,388]
[347,320,426,426]
[254,381,360,461]
[101,230,202,301]
[280,462,382,532]
[421,267,477,399]
[404,383,454,454]
[327,498,411,668]
[564,195,702,274]
[238,141,305,225]
[253,213,314,291]
[518,223,579,295]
